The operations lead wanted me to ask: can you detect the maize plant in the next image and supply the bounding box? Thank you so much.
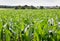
[0,9,60,41]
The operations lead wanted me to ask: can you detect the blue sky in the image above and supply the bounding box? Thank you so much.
[0,0,59,6]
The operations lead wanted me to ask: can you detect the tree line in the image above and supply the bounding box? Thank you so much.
[0,5,60,9]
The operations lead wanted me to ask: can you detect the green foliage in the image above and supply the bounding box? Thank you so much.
[0,9,60,41]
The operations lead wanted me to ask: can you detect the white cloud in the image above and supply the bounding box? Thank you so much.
[0,0,59,6]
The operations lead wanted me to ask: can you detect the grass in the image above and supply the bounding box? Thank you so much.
[0,9,60,41]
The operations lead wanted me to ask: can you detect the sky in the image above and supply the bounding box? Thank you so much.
[0,0,59,6]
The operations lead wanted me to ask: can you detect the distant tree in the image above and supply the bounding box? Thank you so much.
[15,6,19,9]
[30,5,37,9]
[14,5,37,9]
[56,5,58,9]
[40,6,44,9]
[59,7,60,9]
[24,5,28,9]
[21,6,25,9]
[18,5,22,9]
[15,5,22,9]
[23,5,31,9]
[24,5,28,7]
[56,5,58,7]
[20,5,27,9]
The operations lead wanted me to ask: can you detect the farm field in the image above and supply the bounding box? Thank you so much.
[0,9,60,41]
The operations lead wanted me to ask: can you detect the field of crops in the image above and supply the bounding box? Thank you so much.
[0,9,60,41]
